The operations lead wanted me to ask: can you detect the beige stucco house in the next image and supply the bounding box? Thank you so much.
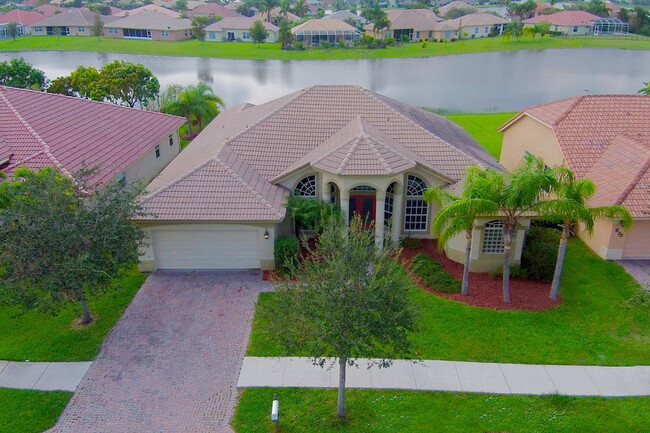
[31,8,118,36]
[105,12,193,41]
[137,85,529,272]
[0,86,185,188]
[499,95,650,260]
[206,17,278,43]
[524,10,599,35]
[364,9,442,41]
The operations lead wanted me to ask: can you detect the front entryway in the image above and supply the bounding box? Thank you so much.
[349,194,376,223]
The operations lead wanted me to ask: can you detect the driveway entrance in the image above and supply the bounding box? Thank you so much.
[50,271,270,433]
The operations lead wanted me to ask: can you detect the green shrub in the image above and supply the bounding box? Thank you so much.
[421,39,428,48]
[320,41,331,49]
[294,41,303,50]
[520,226,560,281]
[399,237,423,250]
[400,34,410,43]
[275,236,300,275]
[489,264,529,280]
[411,253,461,293]
[384,36,396,46]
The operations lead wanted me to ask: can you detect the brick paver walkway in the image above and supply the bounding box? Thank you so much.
[618,260,650,290]
[50,271,270,433]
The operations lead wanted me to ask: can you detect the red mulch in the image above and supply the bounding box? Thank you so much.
[400,239,561,312]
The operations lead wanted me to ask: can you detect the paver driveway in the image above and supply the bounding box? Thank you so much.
[50,271,270,433]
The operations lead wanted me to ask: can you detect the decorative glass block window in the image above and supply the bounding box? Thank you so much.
[404,175,428,231]
[294,175,316,197]
[169,133,174,146]
[155,145,160,158]
[482,220,504,254]
[351,185,376,191]
[384,183,395,228]
[328,183,339,204]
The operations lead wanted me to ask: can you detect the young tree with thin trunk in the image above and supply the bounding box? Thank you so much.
[267,215,417,418]
[249,19,269,46]
[539,167,632,300]
[0,168,146,324]
[471,155,556,303]
[91,12,104,40]
[6,22,19,41]
[425,171,499,296]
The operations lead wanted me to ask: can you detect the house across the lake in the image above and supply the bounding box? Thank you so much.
[0,86,185,187]
[31,8,118,36]
[0,9,45,39]
[105,12,193,41]
[137,85,531,272]
[205,17,279,42]
[292,19,361,46]
[499,94,650,260]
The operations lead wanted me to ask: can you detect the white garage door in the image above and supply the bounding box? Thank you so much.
[153,230,260,269]
[623,222,650,259]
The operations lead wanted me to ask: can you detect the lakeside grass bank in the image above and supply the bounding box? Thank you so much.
[0,35,648,60]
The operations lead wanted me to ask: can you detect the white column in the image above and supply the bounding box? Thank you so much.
[340,188,350,223]
[375,191,386,249]
[322,182,331,203]
[391,190,403,246]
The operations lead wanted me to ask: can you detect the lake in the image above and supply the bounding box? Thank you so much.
[2,48,648,112]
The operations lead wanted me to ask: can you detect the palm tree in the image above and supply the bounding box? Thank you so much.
[162,83,225,138]
[539,167,632,300]
[258,0,280,23]
[425,172,499,296]
[471,155,556,303]
[638,82,650,95]
[279,0,292,19]
[504,19,524,42]
[293,0,308,18]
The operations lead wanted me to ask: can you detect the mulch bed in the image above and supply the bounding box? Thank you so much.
[400,239,561,312]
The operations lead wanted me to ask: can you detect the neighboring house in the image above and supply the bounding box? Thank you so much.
[446,13,508,38]
[439,1,475,18]
[187,3,243,19]
[364,9,442,41]
[106,13,193,41]
[0,9,46,39]
[524,10,599,35]
[136,85,528,272]
[532,1,553,17]
[126,4,180,18]
[32,4,69,17]
[605,1,621,17]
[0,86,185,188]
[31,8,119,36]
[324,10,367,26]
[205,17,278,42]
[292,19,361,45]
[252,7,300,24]
[499,95,650,260]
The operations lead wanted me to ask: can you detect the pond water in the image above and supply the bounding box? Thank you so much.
[2,48,647,112]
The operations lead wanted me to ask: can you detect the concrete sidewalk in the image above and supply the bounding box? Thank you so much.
[238,357,650,397]
[0,361,91,392]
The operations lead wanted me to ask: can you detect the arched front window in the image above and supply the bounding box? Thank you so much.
[384,182,396,228]
[294,175,316,197]
[404,175,428,231]
[483,220,504,254]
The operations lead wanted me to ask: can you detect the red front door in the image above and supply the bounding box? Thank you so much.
[349,194,376,225]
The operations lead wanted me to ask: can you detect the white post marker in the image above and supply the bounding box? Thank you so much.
[271,393,279,425]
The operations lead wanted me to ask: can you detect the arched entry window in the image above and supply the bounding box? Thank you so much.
[404,175,428,231]
[483,220,504,254]
[384,182,396,228]
[294,175,316,197]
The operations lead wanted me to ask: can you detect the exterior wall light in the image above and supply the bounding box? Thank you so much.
[264,229,270,240]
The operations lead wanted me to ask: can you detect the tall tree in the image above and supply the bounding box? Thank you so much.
[0,168,145,324]
[363,5,390,42]
[100,60,160,108]
[258,0,280,22]
[192,15,218,44]
[162,82,225,137]
[249,19,269,46]
[470,155,555,303]
[539,167,632,300]
[279,0,292,19]
[0,57,47,90]
[293,0,308,17]
[91,12,104,40]
[278,19,294,49]
[504,19,524,42]
[174,0,188,12]
[266,215,417,418]
[425,174,499,296]
[6,22,19,41]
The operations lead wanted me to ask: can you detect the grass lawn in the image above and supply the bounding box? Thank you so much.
[0,35,648,60]
[233,388,650,433]
[0,388,71,433]
[248,239,650,365]
[0,268,146,361]
[445,112,517,158]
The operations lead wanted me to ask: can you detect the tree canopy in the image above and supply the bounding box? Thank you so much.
[0,58,47,90]
[249,19,269,46]
[162,82,225,137]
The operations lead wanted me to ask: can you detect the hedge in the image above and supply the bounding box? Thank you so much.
[411,253,461,294]
[275,236,300,275]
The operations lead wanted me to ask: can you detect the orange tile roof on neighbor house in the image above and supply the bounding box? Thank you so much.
[525,10,599,25]
[0,9,46,26]
[500,94,650,217]
[0,86,185,186]
[140,85,500,222]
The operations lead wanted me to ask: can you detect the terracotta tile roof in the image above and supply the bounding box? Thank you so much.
[187,3,242,18]
[141,85,500,222]
[446,13,508,27]
[0,86,185,186]
[206,17,278,32]
[503,94,650,218]
[0,9,46,26]
[126,4,180,18]
[365,9,442,32]
[34,8,119,27]
[439,1,474,17]
[32,4,68,17]
[110,12,191,31]
[525,10,599,25]
[292,18,359,34]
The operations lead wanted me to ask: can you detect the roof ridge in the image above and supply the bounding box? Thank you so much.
[0,89,72,178]
[615,149,650,206]
[336,133,363,175]
[216,157,285,219]
[554,95,586,126]
[368,137,392,172]
[141,157,217,203]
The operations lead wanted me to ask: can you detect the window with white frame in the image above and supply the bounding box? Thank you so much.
[78,27,85,32]
[108,27,118,34]
[384,182,395,228]
[168,133,174,146]
[155,145,160,158]
[294,175,316,197]
[161,30,170,37]
[404,175,428,231]
[242,31,248,39]
[482,220,504,254]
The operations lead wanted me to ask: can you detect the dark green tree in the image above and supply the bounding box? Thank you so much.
[266,215,417,418]
[6,22,19,41]
[191,15,218,43]
[278,20,294,49]
[100,60,160,108]
[162,82,225,137]
[249,19,269,46]
[91,12,104,40]
[0,168,146,324]
[0,57,47,90]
